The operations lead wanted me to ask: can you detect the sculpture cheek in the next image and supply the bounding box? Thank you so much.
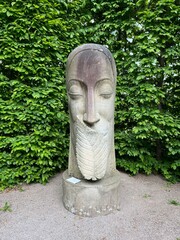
[99,110,114,122]
[96,97,114,121]
[69,98,85,121]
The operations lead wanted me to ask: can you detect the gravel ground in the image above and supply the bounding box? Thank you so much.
[0,171,180,240]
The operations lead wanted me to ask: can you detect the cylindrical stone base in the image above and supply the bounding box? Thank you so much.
[62,170,121,217]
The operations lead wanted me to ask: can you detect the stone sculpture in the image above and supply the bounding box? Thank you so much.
[62,44,120,217]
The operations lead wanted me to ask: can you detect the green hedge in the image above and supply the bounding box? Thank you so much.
[78,0,180,182]
[0,0,179,190]
[0,0,80,189]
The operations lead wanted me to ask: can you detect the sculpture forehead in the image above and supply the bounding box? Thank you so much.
[67,50,114,86]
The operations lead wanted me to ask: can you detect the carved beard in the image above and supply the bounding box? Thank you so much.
[76,118,110,181]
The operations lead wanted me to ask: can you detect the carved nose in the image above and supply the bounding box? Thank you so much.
[83,113,100,125]
[83,89,100,125]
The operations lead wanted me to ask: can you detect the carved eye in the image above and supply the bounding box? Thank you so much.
[100,93,113,99]
[68,85,83,100]
[98,83,113,99]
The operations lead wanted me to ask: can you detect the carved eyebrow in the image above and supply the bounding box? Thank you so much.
[68,78,112,82]
[95,78,114,87]
[67,79,86,90]
[67,78,114,88]
[68,79,84,84]
[97,78,112,82]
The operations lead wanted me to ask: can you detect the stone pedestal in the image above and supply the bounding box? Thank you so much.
[62,170,121,217]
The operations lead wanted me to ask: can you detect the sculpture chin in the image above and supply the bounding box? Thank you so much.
[76,118,110,181]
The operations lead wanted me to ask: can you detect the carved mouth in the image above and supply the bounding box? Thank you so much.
[76,116,108,136]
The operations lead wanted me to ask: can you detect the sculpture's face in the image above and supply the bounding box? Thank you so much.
[66,50,115,180]
[66,50,115,132]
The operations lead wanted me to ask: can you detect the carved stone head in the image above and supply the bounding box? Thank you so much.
[66,44,117,181]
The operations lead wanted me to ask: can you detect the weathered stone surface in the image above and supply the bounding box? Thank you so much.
[62,44,120,217]
[62,170,120,217]
[66,44,117,180]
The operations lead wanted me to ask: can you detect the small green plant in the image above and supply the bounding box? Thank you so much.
[16,185,25,192]
[166,182,173,188]
[164,182,173,192]
[0,184,25,193]
[168,200,180,206]
[0,202,12,212]
[143,194,151,198]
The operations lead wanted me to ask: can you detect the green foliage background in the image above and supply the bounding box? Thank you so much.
[0,0,80,189]
[0,0,179,189]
